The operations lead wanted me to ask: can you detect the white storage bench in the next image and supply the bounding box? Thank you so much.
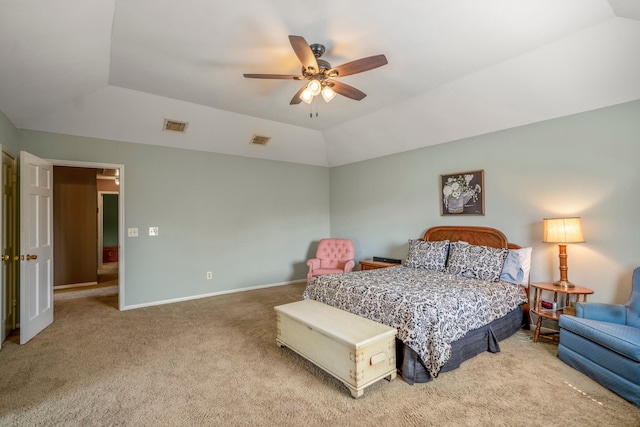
[275,299,397,398]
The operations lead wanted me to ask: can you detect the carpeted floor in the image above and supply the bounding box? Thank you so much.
[53,263,119,297]
[1,283,638,426]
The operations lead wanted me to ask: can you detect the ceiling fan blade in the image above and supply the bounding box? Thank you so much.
[330,81,367,101]
[288,35,319,74]
[289,85,306,105]
[327,54,388,78]
[243,74,302,80]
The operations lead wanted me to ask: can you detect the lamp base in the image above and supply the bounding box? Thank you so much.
[553,280,575,289]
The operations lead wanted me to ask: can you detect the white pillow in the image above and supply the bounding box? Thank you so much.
[500,247,532,286]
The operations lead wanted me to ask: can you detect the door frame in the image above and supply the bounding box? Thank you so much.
[1,147,18,348]
[49,159,125,311]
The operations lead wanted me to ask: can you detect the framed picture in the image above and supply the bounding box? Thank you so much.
[440,170,484,216]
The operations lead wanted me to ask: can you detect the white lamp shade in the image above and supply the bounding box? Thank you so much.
[543,217,585,243]
[299,87,313,104]
[308,79,321,96]
[321,86,336,103]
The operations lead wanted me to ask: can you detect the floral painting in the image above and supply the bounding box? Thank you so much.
[440,170,484,215]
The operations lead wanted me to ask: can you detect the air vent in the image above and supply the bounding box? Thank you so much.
[250,135,271,146]
[163,119,188,133]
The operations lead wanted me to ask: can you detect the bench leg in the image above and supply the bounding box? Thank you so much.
[348,386,364,399]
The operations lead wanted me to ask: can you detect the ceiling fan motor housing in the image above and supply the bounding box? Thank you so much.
[301,59,332,79]
[304,44,332,78]
[317,59,331,71]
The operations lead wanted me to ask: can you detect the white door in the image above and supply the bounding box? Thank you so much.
[19,151,54,344]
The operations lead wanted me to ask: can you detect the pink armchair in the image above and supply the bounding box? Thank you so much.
[306,238,355,282]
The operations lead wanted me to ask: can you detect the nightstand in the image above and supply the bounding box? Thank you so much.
[531,282,594,343]
[359,260,400,271]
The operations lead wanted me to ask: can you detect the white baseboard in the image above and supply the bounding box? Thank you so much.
[121,279,307,311]
[54,281,98,290]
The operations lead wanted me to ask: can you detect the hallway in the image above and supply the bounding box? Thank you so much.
[53,263,118,300]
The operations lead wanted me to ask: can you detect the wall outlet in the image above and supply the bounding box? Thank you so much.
[206,271,212,280]
[128,227,138,237]
[149,226,159,236]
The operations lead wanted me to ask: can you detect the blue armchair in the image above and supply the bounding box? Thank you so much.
[558,267,640,407]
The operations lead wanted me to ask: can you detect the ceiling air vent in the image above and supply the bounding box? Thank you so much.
[250,135,271,146]
[163,119,188,133]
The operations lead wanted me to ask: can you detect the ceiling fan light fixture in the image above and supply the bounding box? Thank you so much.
[308,79,321,96]
[321,85,336,103]
[300,87,313,104]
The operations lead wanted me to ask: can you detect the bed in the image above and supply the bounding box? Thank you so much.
[302,225,531,384]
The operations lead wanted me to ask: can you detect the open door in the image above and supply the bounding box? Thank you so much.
[19,151,53,344]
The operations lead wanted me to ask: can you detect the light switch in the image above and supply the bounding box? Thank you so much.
[149,227,159,236]
[128,228,138,237]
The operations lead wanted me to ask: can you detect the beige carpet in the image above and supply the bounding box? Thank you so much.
[1,283,638,426]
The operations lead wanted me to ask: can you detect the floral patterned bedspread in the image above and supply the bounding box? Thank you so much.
[302,266,527,378]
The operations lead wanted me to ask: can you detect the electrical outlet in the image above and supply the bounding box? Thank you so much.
[149,227,159,236]
[206,271,212,280]
[128,228,138,237]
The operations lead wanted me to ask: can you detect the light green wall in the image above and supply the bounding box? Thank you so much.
[18,130,330,307]
[330,100,640,305]
[6,100,640,307]
[0,110,19,155]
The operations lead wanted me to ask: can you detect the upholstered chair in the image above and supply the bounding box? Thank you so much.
[306,239,355,282]
[558,267,640,407]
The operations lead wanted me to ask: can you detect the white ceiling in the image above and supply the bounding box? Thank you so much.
[1,0,639,167]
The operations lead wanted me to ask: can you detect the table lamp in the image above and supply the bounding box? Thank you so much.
[543,217,584,288]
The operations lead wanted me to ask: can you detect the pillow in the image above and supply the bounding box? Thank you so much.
[404,239,450,271]
[445,241,509,282]
[500,247,532,286]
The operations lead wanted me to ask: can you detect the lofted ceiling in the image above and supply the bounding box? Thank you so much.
[0,0,639,167]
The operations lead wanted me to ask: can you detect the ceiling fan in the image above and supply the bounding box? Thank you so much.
[243,35,388,105]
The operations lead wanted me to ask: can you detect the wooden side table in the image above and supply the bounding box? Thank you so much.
[530,282,594,342]
[359,260,400,271]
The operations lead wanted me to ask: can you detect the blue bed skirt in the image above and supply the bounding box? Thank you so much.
[398,305,525,384]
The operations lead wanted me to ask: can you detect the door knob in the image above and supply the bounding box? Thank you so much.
[25,254,38,260]
[1,254,8,261]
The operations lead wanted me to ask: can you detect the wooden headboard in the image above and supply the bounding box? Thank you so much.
[422,225,530,325]
[422,225,521,250]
